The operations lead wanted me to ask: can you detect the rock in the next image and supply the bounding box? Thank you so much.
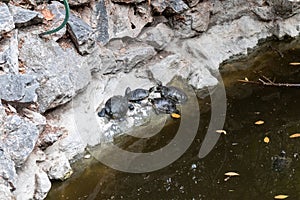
[151,0,188,14]
[91,1,152,45]
[112,0,144,3]
[108,40,157,73]
[0,74,39,103]
[0,29,19,74]
[37,124,65,150]
[252,6,274,21]
[18,33,91,113]
[9,4,43,28]
[41,150,73,180]
[68,0,90,6]
[274,13,300,38]
[0,148,17,191]
[169,1,212,38]
[44,1,68,41]
[67,13,96,55]
[185,0,199,8]
[138,23,174,51]
[23,108,47,133]
[14,150,51,200]
[0,184,14,200]
[268,0,300,19]
[1,115,39,167]
[0,3,14,34]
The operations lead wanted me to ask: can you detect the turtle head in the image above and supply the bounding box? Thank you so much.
[148,98,154,104]
[97,108,106,117]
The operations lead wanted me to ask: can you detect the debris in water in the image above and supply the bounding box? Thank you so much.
[274,194,289,199]
[264,136,270,143]
[289,133,300,138]
[255,120,264,125]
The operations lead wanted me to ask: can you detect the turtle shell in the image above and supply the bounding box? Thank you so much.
[105,95,129,119]
[125,87,149,101]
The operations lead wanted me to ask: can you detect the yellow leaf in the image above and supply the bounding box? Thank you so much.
[224,172,239,176]
[274,194,289,199]
[41,9,55,21]
[255,120,264,125]
[171,113,181,119]
[289,133,300,138]
[264,136,270,143]
[289,62,300,66]
[245,77,249,81]
[216,130,227,135]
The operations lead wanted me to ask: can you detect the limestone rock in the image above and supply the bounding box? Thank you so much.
[112,0,144,3]
[0,149,17,191]
[67,13,96,55]
[108,40,157,73]
[0,3,14,34]
[41,151,73,180]
[0,184,14,200]
[1,115,39,167]
[0,74,39,103]
[14,150,51,200]
[151,0,188,14]
[68,0,90,6]
[37,124,65,150]
[18,33,91,113]
[138,23,174,51]
[23,108,47,133]
[252,6,274,21]
[91,1,153,45]
[0,29,19,74]
[9,4,43,28]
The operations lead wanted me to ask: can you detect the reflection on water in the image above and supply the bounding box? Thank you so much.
[46,38,300,200]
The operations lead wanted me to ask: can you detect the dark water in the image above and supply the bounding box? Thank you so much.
[46,38,300,200]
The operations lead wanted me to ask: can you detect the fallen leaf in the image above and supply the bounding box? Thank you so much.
[264,136,270,143]
[255,120,264,125]
[216,130,227,135]
[289,62,300,66]
[41,9,54,21]
[224,172,239,177]
[245,77,249,81]
[274,194,289,199]
[171,113,181,119]
[289,133,300,138]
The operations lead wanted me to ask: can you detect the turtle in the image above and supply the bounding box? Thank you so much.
[125,87,150,103]
[148,97,180,116]
[150,81,188,104]
[271,150,292,172]
[98,95,131,120]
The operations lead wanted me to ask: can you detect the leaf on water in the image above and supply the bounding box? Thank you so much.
[289,133,300,138]
[255,120,264,125]
[274,194,289,199]
[216,130,227,135]
[41,9,55,21]
[171,113,181,119]
[289,62,300,66]
[264,136,270,143]
[245,77,249,81]
[224,172,239,176]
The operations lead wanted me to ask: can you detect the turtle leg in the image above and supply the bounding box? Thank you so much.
[97,108,106,117]
[128,104,134,111]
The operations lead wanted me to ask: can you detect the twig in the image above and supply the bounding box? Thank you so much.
[238,76,300,87]
[268,45,284,58]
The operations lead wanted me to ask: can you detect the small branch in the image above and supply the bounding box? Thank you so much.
[238,76,300,87]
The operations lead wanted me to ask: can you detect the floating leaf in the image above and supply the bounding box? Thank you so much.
[264,136,270,143]
[289,62,300,66]
[224,172,239,176]
[289,133,300,138]
[255,120,264,125]
[216,130,227,135]
[171,113,181,119]
[245,77,249,81]
[274,194,289,199]
[41,9,55,21]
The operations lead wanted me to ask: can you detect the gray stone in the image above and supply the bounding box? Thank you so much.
[2,115,39,167]
[67,13,96,55]
[14,150,51,200]
[151,0,189,14]
[18,33,91,113]
[185,0,199,8]
[273,13,300,38]
[112,0,144,3]
[138,23,174,51]
[0,3,14,34]
[23,108,47,133]
[108,40,157,73]
[0,185,14,200]
[37,124,64,150]
[0,29,19,74]
[0,74,39,103]
[44,1,67,41]
[252,6,274,21]
[268,0,300,19]
[68,0,90,6]
[41,151,73,180]
[9,4,43,28]
[91,1,152,45]
[0,149,17,191]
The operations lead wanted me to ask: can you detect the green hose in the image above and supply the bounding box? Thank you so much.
[39,0,70,36]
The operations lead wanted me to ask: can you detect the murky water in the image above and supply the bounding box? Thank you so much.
[46,38,300,200]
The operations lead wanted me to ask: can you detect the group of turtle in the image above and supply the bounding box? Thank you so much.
[98,82,188,120]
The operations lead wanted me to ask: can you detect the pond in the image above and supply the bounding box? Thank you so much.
[46,38,300,200]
